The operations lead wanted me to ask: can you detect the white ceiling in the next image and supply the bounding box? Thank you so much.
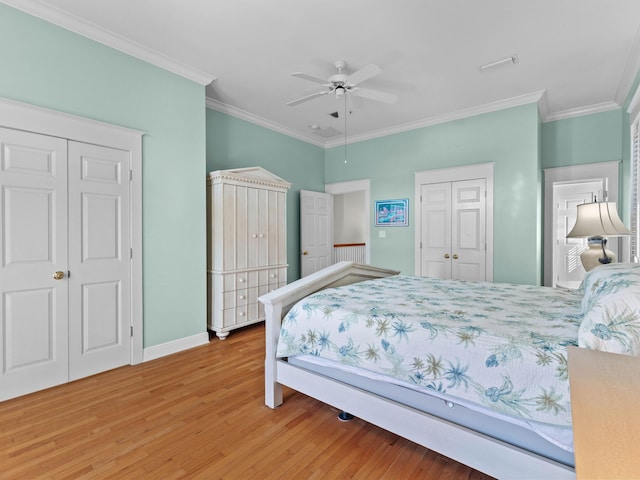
[6,0,640,147]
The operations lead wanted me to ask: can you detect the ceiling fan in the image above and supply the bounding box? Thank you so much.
[287,60,398,106]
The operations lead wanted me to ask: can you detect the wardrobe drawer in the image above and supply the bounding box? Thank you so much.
[223,288,251,308]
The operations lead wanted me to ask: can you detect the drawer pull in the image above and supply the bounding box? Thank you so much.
[238,278,245,283]
[238,311,245,317]
[238,295,245,300]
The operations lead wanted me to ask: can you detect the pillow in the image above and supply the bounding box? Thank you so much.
[578,263,640,355]
[579,263,640,313]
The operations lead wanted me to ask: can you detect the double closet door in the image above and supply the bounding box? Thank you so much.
[419,178,487,281]
[0,126,131,401]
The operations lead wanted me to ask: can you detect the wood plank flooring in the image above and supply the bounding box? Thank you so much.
[0,324,494,479]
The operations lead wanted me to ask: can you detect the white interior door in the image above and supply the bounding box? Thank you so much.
[554,181,603,286]
[419,179,486,281]
[300,190,332,277]
[451,179,486,281]
[68,141,131,380]
[0,127,69,401]
[420,182,452,279]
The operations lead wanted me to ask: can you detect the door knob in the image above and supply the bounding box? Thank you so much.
[53,271,65,280]
[452,254,459,260]
[444,253,450,259]
[302,251,309,256]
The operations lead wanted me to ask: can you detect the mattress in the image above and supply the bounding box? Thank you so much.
[288,354,575,467]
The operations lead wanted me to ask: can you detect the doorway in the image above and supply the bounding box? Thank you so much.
[543,161,621,287]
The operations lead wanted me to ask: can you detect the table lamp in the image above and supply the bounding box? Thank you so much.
[566,201,631,271]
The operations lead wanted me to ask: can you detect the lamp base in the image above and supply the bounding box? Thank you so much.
[580,236,616,271]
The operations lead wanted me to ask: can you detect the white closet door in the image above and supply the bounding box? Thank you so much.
[0,127,69,401]
[451,178,486,282]
[68,141,131,380]
[420,182,452,279]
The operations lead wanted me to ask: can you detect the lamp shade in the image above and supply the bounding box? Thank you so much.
[566,202,631,238]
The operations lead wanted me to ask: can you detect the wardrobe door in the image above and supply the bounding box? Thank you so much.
[0,127,69,401]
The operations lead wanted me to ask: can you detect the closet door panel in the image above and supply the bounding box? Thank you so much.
[0,127,69,401]
[420,182,451,279]
[451,179,486,282]
[68,141,131,381]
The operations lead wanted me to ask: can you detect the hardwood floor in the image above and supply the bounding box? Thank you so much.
[0,324,494,479]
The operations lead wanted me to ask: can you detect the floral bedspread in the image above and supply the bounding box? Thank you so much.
[277,275,583,427]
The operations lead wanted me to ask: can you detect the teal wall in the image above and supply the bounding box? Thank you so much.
[206,109,325,280]
[0,4,207,347]
[542,109,623,168]
[325,104,542,284]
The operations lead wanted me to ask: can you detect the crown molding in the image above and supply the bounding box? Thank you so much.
[324,90,547,148]
[544,101,621,123]
[208,90,622,150]
[205,97,326,148]
[1,0,215,86]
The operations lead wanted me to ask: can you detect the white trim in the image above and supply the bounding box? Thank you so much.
[325,179,371,264]
[626,83,640,120]
[206,98,326,148]
[414,163,494,282]
[544,101,621,123]
[208,92,549,149]
[208,88,624,149]
[0,96,145,365]
[543,161,622,287]
[1,0,215,86]
[325,91,547,148]
[143,333,210,362]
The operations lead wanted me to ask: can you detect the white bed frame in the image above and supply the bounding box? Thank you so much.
[259,262,576,479]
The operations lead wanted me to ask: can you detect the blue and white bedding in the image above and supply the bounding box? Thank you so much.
[277,275,584,449]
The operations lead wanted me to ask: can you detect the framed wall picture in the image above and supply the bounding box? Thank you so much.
[375,198,408,227]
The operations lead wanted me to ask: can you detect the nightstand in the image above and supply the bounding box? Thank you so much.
[568,346,640,479]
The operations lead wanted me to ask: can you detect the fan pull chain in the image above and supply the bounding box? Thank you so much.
[344,93,348,164]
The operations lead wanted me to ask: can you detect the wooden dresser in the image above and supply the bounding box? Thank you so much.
[207,167,290,339]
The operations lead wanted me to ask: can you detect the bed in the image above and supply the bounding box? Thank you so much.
[259,261,640,479]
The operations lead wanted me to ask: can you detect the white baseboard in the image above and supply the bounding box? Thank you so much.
[142,332,210,362]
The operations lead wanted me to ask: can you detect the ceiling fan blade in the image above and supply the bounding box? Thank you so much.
[290,72,328,85]
[346,64,382,86]
[351,87,397,104]
[286,90,329,106]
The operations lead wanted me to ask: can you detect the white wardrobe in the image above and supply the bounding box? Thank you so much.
[207,167,290,339]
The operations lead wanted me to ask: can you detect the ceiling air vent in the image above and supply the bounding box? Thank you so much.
[312,127,343,138]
